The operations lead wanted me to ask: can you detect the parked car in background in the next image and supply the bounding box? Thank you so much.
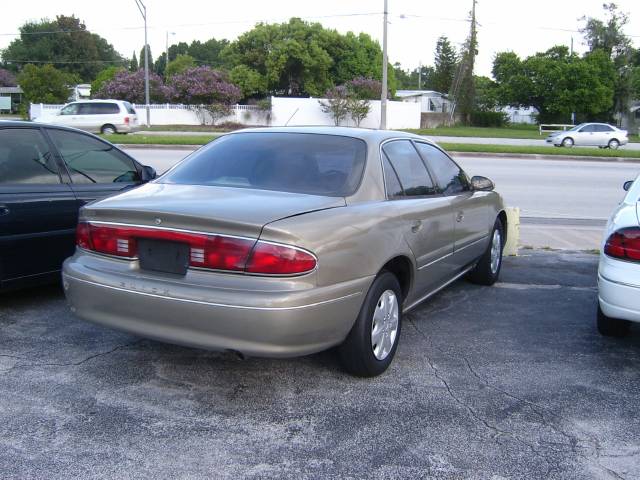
[546,123,628,149]
[597,175,640,337]
[63,127,507,377]
[38,99,139,134]
[0,121,156,291]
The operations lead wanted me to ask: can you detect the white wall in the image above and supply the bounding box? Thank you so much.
[270,97,420,129]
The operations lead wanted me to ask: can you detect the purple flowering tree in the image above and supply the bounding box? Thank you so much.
[169,67,242,125]
[318,85,349,126]
[94,70,173,103]
[346,77,383,100]
[0,68,16,87]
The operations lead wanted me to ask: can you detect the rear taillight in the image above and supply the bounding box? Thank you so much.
[604,227,640,261]
[124,116,130,125]
[75,222,316,275]
[246,242,317,274]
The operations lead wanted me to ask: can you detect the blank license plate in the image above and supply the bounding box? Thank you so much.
[138,239,190,275]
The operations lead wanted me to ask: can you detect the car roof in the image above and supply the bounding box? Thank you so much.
[66,99,126,104]
[0,120,94,133]
[229,126,429,144]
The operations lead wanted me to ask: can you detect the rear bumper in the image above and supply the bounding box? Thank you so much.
[598,255,640,323]
[62,253,370,357]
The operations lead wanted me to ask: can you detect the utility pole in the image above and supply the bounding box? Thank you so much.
[165,31,176,76]
[380,0,388,130]
[418,61,422,90]
[570,36,575,125]
[135,0,150,127]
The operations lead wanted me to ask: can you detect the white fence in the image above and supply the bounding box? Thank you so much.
[30,96,421,129]
[270,97,420,129]
[30,103,267,126]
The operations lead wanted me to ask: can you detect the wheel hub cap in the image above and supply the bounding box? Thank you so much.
[490,229,501,274]
[371,290,399,360]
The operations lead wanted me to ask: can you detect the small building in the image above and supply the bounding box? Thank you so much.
[0,86,23,114]
[501,105,538,125]
[69,84,91,102]
[395,90,452,113]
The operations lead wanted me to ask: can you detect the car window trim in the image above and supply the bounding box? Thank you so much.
[0,125,68,185]
[411,140,471,196]
[379,138,442,201]
[41,126,143,185]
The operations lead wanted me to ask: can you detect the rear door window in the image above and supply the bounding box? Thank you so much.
[0,128,61,184]
[123,102,136,115]
[382,140,436,197]
[47,129,140,184]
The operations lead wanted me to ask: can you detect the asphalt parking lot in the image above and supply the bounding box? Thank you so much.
[1,251,639,479]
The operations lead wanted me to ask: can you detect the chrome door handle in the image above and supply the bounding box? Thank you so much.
[456,212,464,222]
[411,220,422,233]
[0,205,9,216]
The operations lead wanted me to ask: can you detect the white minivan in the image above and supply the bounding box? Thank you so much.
[46,100,139,134]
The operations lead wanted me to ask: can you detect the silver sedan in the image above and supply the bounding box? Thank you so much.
[546,123,629,149]
[63,127,507,377]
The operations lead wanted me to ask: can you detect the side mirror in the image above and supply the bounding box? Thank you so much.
[623,180,633,192]
[471,175,494,192]
[140,165,157,182]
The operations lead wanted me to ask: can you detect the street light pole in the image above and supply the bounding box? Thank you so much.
[380,0,388,130]
[134,0,150,127]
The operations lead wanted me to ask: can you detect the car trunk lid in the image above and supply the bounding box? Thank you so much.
[81,183,346,238]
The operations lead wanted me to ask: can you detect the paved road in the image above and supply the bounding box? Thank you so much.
[125,148,638,220]
[2,252,638,479]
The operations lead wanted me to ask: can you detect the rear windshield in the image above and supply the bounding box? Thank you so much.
[123,101,136,115]
[160,132,367,197]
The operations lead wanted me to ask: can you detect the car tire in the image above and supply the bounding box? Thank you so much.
[608,139,620,150]
[561,137,574,147]
[338,271,402,377]
[597,304,630,337]
[467,218,504,286]
[101,124,117,134]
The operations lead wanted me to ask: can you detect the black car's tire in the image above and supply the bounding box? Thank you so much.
[338,271,402,377]
[597,304,630,337]
[101,124,117,134]
[467,218,504,286]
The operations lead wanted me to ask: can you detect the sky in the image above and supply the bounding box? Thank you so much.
[1,0,640,78]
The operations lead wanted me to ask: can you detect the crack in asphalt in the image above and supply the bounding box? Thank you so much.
[0,340,143,374]
[406,286,629,480]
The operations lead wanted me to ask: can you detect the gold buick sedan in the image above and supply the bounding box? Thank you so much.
[63,127,507,377]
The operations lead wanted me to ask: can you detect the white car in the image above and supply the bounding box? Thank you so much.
[547,123,628,149]
[597,176,640,336]
[44,99,139,134]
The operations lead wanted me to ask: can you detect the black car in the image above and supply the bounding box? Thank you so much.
[0,121,156,291]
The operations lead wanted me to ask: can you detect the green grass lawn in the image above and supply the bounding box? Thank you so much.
[138,124,239,133]
[439,143,640,159]
[404,124,544,139]
[102,134,221,145]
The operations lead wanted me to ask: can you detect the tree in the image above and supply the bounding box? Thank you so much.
[222,18,396,97]
[318,86,349,125]
[432,36,458,94]
[456,1,479,123]
[229,65,268,100]
[473,76,499,111]
[94,69,172,103]
[346,77,383,100]
[18,64,78,104]
[393,63,436,90]
[91,66,124,99]
[0,68,16,87]
[346,98,370,127]
[580,3,633,119]
[2,15,123,81]
[169,66,241,105]
[492,47,615,123]
[130,52,139,72]
[165,54,196,78]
